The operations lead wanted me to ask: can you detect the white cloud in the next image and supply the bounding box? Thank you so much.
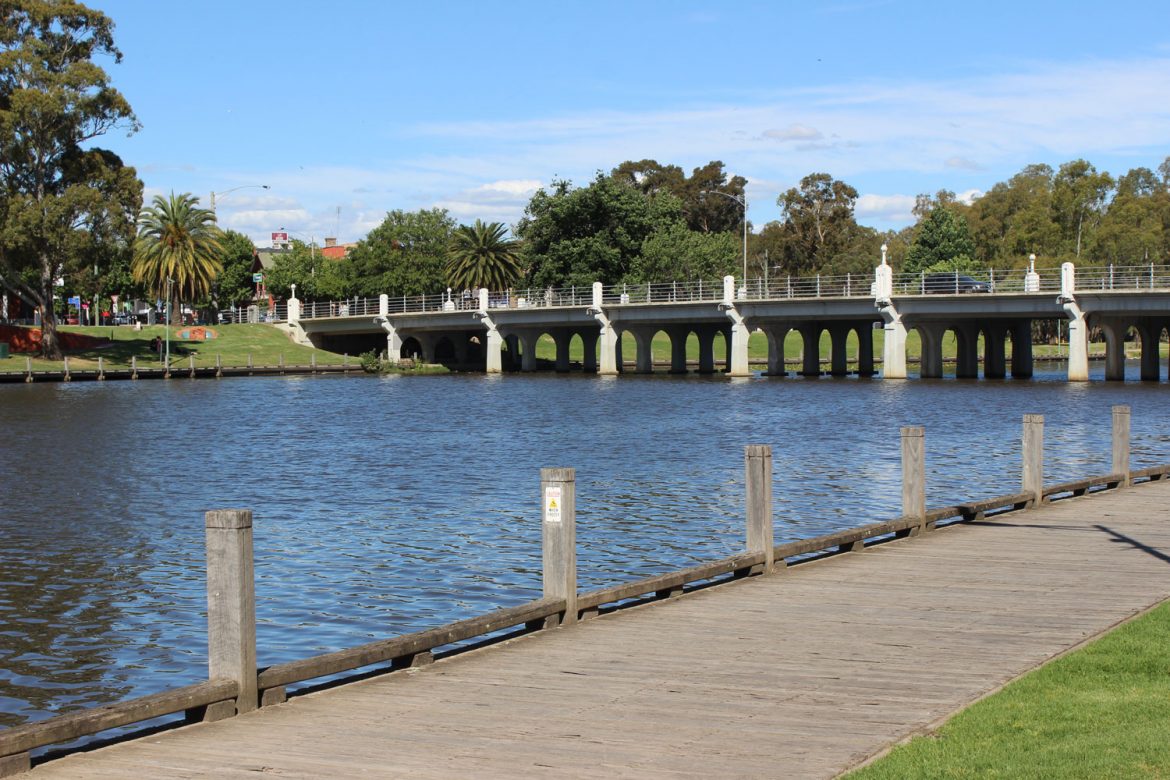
[855,194,916,224]
[945,156,983,171]
[762,124,824,142]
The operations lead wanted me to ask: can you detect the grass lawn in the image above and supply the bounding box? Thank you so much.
[0,323,347,373]
[847,600,1170,779]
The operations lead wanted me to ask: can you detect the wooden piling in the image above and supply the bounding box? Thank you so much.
[205,509,257,718]
[1113,405,1130,487]
[1023,414,1044,506]
[130,355,138,380]
[745,445,775,573]
[541,468,576,627]
[901,426,925,533]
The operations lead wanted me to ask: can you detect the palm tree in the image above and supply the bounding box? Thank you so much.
[132,192,223,326]
[446,220,522,291]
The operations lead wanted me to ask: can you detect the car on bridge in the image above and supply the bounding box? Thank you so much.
[922,272,990,294]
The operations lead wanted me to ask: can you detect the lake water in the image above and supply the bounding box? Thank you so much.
[2,365,1168,727]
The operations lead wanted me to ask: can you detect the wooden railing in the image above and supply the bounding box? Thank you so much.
[1,405,1166,775]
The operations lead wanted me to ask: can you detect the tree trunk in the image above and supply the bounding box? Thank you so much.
[37,251,62,359]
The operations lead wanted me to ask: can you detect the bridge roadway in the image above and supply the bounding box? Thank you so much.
[28,481,1170,778]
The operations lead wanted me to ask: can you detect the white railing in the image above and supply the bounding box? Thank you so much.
[282,263,1170,320]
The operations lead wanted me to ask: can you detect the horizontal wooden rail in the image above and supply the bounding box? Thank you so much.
[925,491,1036,524]
[257,597,565,692]
[577,552,765,612]
[1044,472,1125,500]
[1132,464,1170,482]
[0,679,237,759]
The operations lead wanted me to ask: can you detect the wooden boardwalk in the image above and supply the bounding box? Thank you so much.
[26,481,1170,779]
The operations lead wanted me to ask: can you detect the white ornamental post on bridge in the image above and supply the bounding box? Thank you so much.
[1058,262,1089,382]
[876,244,908,379]
[591,282,619,376]
[1024,254,1040,292]
[478,288,503,374]
[287,284,300,324]
[378,294,389,317]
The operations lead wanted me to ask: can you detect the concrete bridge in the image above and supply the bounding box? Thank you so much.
[282,259,1170,381]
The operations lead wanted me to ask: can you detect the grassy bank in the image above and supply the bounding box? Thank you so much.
[0,324,347,373]
[847,600,1170,779]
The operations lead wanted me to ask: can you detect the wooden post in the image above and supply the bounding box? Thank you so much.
[97,356,105,381]
[745,445,775,573]
[63,356,70,382]
[216,353,222,378]
[311,352,317,372]
[130,355,138,380]
[901,426,925,534]
[279,353,284,373]
[247,352,253,371]
[188,353,195,378]
[1112,405,1130,487]
[541,468,577,627]
[24,356,32,383]
[1023,414,1044,507]
[204,509,257,718]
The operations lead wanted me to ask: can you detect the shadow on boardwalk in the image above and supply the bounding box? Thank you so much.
[26,482,1170,779]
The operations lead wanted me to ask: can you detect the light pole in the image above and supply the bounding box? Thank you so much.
[210,184,270,213]
[700,189,748,288]
[164,277,173,370]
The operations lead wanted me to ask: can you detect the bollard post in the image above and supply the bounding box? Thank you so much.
[216,353,222,378]
[1022,414,1044,507]
[203,509,257,719]
[247,352,253,371]
[63,356,70,382]
[130,355,138,380]
[541,468,577,628]
[25,355,32,383]
[189,353,195,378]
[745,445,775,573]
[901,426,925,534]
[97,356,105,381]
[1112,405,1130,487]
[279,353,284,372]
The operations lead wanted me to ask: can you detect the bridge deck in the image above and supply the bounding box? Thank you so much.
[28,482,1170,779]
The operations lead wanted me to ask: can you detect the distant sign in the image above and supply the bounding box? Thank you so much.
[252,273,264,283]
[271,231,289,244]
[67,295,80,307]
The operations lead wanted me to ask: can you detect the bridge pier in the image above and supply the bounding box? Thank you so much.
[1137,320,1164,381]
[630,328,654,373]
[857,324,876,376]
[1100,320,1127,381]
[552,329,573,372]
[918,324,946,379]
[760,324,790,376]
[955,324,980,379]
[727,321,750,377]
[984,323,1008,379]
[1011,321,1033,378]
[881,308,908,380]
[799,325,821,376]
[668,327,689,374]
[580,329,599,373]
[518,331,540,372]
[696,327,718,374]
[828,324,850,376]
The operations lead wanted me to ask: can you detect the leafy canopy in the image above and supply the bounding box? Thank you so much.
[132,192,223,302]
[446,219,522,291]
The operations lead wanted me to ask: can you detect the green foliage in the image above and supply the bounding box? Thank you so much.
[214,229,257,307]
[904,207,977,275]
[132,192,223,305]
[773,173,861,275]
[517,174,684,287]
[346,208,455,297]
[1052,159,1113,259]
[359,348,381,373]
[612,159,747,233]
[265,240,351,301]
[445,219,522,290]
[0,0,142,357]
[634,222,739,281]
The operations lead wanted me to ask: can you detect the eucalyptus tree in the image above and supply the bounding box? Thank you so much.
[0,0,142,357]
[132,193,223,322]
[446,219,522,291]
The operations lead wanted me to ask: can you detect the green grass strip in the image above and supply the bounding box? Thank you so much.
[848,599,1170,779]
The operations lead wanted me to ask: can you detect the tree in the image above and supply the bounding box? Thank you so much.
[632,222,739,282]
[611,159,746,233]
[345,208,455,297]
[516,174,683,287]
[213,229,257,308]
[446,220,522,291]
[265,240,350,301]
[0,1,142,357]
[967,164,1058,265]
[1090,167,1165,265]
[132,193,223,322]
[773,173,860,274]
[1052,159,1113,259]
[904,207,977,276]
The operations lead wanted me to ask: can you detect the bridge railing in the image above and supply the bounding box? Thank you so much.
[1076,263,1170,291]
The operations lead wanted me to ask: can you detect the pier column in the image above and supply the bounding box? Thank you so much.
[552,329,572,372]
[205,509,257,717]
[1137,320,1162,381]
[1011,320,1033,379]
[761,325,790,376]
[881,308,908,379]
[745,445,774,574]
[901,427,926,534]
[955,324,980,379]
[384,325,402,366]
[668,327,689,374]
[918,324,946,379]
[1099,320,1126,381]
[541,468,577,627]
[519,331,540,372]
[1113,405,1131,486]
[1064,305,1090,382]
[451,336,469,367]
[614,330,624,373]
[631,328,654,373]
[828,324,849,376]
[484,327,503,373]
[856,323,876,377]
[1022,414,1044,507]
[799,325,821,376]
[580,329,599,373]
[696,327,717,374]
[983,323,1008,379]
[504,334,521,370]
[727,321,750,377]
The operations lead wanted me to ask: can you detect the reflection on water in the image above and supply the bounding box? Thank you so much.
[1,364,1167,726]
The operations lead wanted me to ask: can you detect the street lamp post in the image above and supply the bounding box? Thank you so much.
[700,189,748,290]
[210,184,270,213]
[164,277,173,371]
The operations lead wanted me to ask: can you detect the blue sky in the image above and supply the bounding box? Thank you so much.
[96,0,1170,247]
